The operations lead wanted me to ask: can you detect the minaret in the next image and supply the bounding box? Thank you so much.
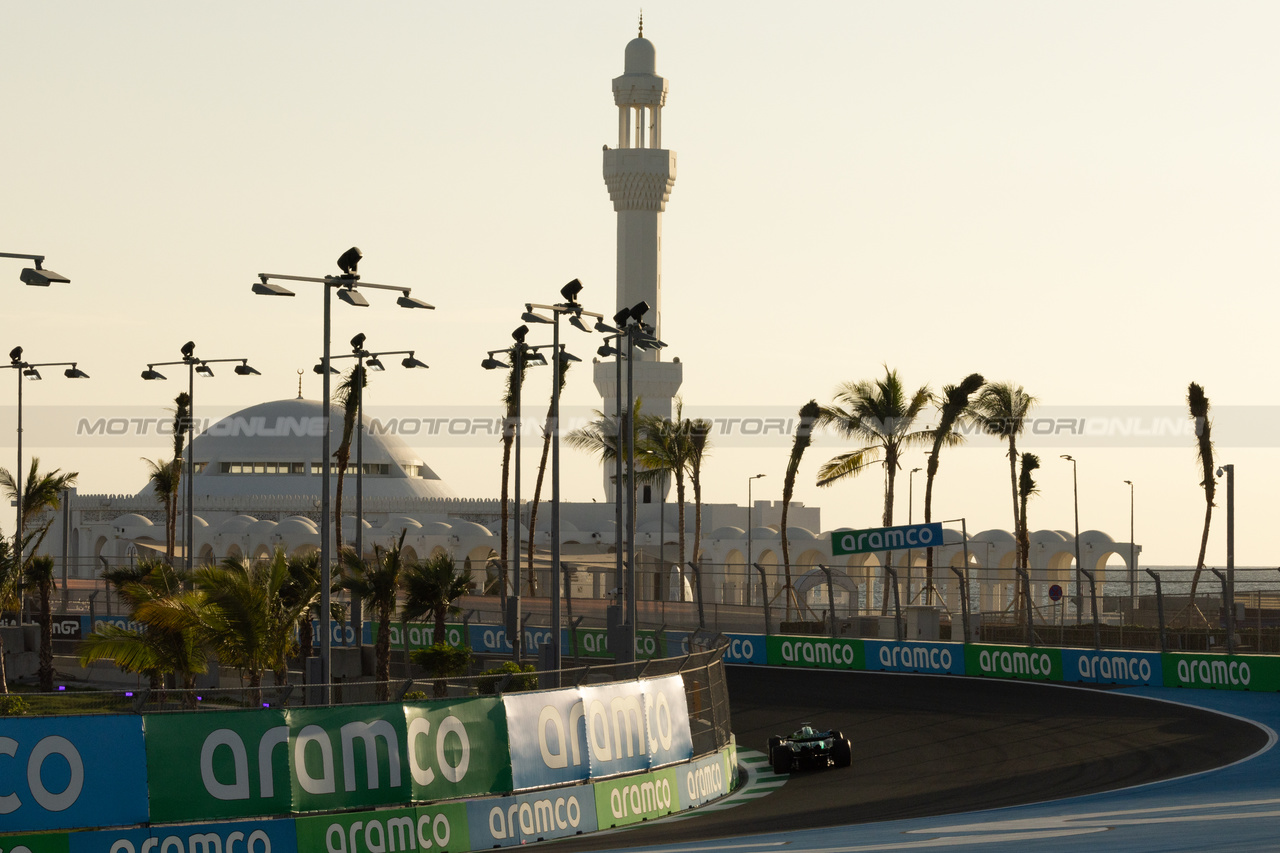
[594,19,683,500]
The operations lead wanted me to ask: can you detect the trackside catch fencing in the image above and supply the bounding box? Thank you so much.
[0,649,735,851]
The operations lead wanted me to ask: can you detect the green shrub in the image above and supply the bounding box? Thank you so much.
[0,695,30,717]
[476,661,538,695]
[401,690,429,702]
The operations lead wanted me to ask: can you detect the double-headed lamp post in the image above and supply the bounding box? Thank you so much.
[595,301,664,662]
[318,333,429,571]
[252,248,433,700]
[143,343,260,571]
[5,347,89,584]
[1060,454,1082,626]
[1216,464,1235,649]
[0,253,70,287]
[482,325,551,663]
[520,279,601,674]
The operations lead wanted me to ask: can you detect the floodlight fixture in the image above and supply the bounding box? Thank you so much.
[313,362,339,375]
[337,246,362,276]
[396,291,435,310]
[597,343,622,358]
[560,278,583,304]
[560,349,582,363]
[234,362,260,376]
[22,367,41,381]
[350,332,367,352]
[612,308,631,327]
[181,341,196,359]
[401,354,429,369]
[569,315,591,333]
[20,267,70,287]
[365,356,385,371]
[522,309,553,325]
[512,325,529,344]
[63,365,89,379]
[336,286,369,307]
[252,277,295,297]
[526,350,548,366]
[8,347,20,364]
[195,363,215,378]
[481,356,508,370]
[141,368,166,381]
[594,319,619,334]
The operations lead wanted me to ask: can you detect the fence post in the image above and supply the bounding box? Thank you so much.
[817,564,837,638]
[949,566,970,643]
[883,566,903,641]
[1145,569,1166,654]
[1211,568,1235,654]
[1078,567,1101,649]
[752,563,772,636]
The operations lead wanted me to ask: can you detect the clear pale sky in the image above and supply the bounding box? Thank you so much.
[2,2,1278,567]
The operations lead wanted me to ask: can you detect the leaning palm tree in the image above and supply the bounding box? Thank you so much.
[498,358,531,603]
[338,531,410,699]
[1187,382,1215,606]
[779,400,821,619]
[1016,452,1041,624]
[817,368,932,613]
[0,458,79,570]
[922,373,985,600]
[142,458,180,561]
[687,417,712,574]
[971,382,1036,566]
[333,364,367,553]
[27,555,56,692]
[527,360,573,596]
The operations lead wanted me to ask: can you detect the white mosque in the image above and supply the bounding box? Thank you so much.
[44,26,1139,621]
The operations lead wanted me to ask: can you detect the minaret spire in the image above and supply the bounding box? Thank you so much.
[638,11,643,37]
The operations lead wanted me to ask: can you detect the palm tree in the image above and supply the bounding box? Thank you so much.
[26,555,56,691]
[1016,452,1041,624]
[338,531,410,699]
[498,358,530,603]
[333,364,367,553]
[1187,382,1215,605]
[972,382,1036,565]
[189,549,308,691]
[79,560,209,705]
[526,360,573,597]
[142,458,181,561]
[637,399,694,570]
[0,536,15,692]
[817,368,932,613]
[0,458,79,569]
[402,552,473,647]
[923,373,985,600]
[281,550,323,663]
[779,400,821,620]
[687,418,712,585]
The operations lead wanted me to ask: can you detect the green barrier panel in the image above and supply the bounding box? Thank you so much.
[593,767,680,829]
[404,697,513,801]
[295,802,468,853]
[1163,652,1280,691]
[0,832,68,853]
[964,644,1061,681]
[145,708,293,823]
[765,635,864,669]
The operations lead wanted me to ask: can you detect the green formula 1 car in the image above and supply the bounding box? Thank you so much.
[767,723,852,773]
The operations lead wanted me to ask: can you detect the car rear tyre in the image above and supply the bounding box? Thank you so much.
[833,736,852,768]
[771,744,792,774]
[767,735,783,763]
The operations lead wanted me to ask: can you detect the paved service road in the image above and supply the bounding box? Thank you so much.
[541,666,1267,851]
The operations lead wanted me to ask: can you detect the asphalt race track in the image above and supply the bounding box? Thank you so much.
[540,666,1268,851]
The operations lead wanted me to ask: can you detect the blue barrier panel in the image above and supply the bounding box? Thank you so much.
[722,634,767,665]
[1061,648,1161,686]
[864,640,965,675]
[69,818,297,853]
[0,715,148,833]
[504,687,589,790]
[466,786,599,847]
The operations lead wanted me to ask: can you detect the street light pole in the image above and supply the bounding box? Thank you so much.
[909,466,921,602]
[746,474,766,604]
[1061,455,1082,626]
[1217,464,1235,650]
[6,349,89,588]
[251,248,433,701]
[1124,479,1135,606]
[523,280,601,674]
[143,345,260,572]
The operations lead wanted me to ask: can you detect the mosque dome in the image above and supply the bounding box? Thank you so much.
[625,37,656,74]
[137,398,456,500]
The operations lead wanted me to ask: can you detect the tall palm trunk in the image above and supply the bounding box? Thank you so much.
[780,401,820,620]
[526,361,570,597]
[923,374,984,604]
[1187,382,1215,609]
